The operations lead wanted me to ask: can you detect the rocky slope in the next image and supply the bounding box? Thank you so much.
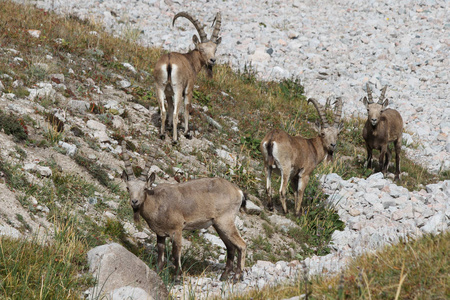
[16,0,450,173]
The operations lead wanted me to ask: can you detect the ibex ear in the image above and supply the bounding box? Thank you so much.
[146,172,156,187]
[362,96,369,108]
[145,172,156,194]
[215,37,222,45]
[382,99,389,110]
[121,170,128,182]
[336,122,344,132]
[313,120,322,133]
[192,35,200,46]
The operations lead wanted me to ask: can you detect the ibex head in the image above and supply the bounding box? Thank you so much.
[363,84,388,127]
[173,12,222,77]
[308,97,343,155]
[121,141,155,222]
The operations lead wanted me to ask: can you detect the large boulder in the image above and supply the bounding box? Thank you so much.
[87,243,168,300]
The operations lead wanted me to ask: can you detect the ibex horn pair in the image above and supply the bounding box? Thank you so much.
[307,97,343,128]
[366,83,387,104]
[172,12,222,43]
[121,140,152,181]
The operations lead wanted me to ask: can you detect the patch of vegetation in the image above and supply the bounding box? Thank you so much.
[0,222,93,300]
[73,154,112,188]
[225,232,450,299]
[130,86,156,108]
[15,213,32,233]
[181,230,219,277]
[44,123,64,145]
[0,110,28,141]
[14,145,27,160]
[262,222,274,239]
[11,86,30,98]
[0,159,30,191]
[88,102,106,114]
[250,235,278,262]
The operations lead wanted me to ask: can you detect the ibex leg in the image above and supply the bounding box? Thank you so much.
[295,174,310,216]
[171,231,183,280]
[155,87,166,138]
[379,145,388,175]
[214,221,246,282]
[165,88,174,130]
[279,170,289,214]
[265,166,273,211]
[156,235,166,272]
[394,138,401,181]
[183,88,192,138]
[172,89,183,143]
[366,144,373,169]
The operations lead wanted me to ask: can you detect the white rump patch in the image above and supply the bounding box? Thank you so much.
[271,142,281,169]
[159,64,169,84]
[261,141,268,157]
[170,65,179,86]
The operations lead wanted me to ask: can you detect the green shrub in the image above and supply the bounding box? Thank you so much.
[0,110,28,140]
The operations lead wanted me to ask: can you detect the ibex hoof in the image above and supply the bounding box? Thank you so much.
[184,132,192,139]
[233,273,243,283]
[268,205,274,212]
[159,134,166,140]
[173,275,182,284]
[219,273,228,281]
[172,140,179,146]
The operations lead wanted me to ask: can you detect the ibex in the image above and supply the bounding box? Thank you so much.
[154,12,222,143]
[121,142,246,281]
[260,98,343,216]
[362,84,403,181]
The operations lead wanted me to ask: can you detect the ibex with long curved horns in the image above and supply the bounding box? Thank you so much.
[362,84,403,181]
[154,12,222,143]
[260,98,343,216]
[121,141,246,282]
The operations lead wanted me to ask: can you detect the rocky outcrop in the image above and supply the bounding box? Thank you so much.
[86,243,168,300]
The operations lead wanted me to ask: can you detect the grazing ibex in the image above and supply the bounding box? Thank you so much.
[261,98,343,216]
[154,12,222,143]
[121,142,246,281]
[362,84,403,181]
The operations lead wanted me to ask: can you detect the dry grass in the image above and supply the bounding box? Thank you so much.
[220,232,450,299]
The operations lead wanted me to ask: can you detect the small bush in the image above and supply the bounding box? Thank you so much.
[74,154,111,188]
[0,110,28,141]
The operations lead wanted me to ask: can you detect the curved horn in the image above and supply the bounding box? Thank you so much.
[210,12,221,43]
[121,141,135,179]
[378,86,387,104]
[173,12,207,42]
[333,97,343,126]
[139,159,152,181]
[366,83,374,104]
[308,98,329,127]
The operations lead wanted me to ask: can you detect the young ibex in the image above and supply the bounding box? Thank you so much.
[154,12,222,143]
[121,142,246,281]
[362,84,403,181]
[261,98,343,216]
